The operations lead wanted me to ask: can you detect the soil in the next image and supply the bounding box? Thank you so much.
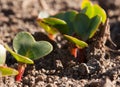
[0,0,120,87]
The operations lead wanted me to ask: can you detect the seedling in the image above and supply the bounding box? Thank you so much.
[5,32,53,81]
[0,44,18,77]
[37,0,106,62]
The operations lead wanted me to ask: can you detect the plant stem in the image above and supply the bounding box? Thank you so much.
[48,34,54,40]
[70,47,78,58]
[69,44,86,63]
[16,63,26,81]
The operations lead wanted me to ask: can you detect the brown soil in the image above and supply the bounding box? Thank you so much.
[0,0,120,87]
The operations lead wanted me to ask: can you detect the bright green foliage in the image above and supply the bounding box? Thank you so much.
[73,13,101,41]
[0,44,18,76]
[0,66,18,77]
[81,0,106,23]
[37,20,58,35]
[64,35,88,48]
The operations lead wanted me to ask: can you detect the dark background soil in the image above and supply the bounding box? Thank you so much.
[0,0,120,87]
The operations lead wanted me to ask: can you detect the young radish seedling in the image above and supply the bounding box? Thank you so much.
[37,0,106,62]
[0,44,18,77]
[5,32,53,81]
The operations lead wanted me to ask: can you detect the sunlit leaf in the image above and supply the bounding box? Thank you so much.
[42,18,69,34]
[0,44,6,65]
[37,18,69,34]
[81,0,91,9]
[0,66,18,77]
[43,18,66,25]
[37,20,58,35]
[64,35,88,48]
[13,32,53,60]
[81,0,94,18]
[81,0,106,23]
[93,5,106,23]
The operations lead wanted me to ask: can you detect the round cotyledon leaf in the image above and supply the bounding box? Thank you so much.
[0,44,6,66]
[64,35,88,48]
[13,32,53,60]
[0,66,18,77]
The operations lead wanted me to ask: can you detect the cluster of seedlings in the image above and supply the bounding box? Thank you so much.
[0,0,106,81]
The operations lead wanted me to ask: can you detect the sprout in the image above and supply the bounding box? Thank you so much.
[5,32,53,81]
[0,44,18,77]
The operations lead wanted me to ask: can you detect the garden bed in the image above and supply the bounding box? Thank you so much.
[0,0,120,87]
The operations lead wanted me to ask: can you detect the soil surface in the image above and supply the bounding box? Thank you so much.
[0,0,120,87]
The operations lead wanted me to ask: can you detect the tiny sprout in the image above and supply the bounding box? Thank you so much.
[5,32,53,81]
[0,44,18,77]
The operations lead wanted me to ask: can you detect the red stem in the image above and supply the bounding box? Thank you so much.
[70,47,78,58]
[16,63,26,81]
[70,47,86,63]
[48,34,54,41]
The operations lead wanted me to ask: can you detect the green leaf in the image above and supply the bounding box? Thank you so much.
[37,18,68,34]
[81,1,94,18]
[0,44,6,65]
[64,35,88,48]
[81,0,92,9]
[43,18,66,26]
[53,11,78,35]
[37,19,58,35]
[89,15,102,38]
[13,32,53,60]
[73,13,90,40]
[42,18,69,34]
[0,66,18,77]
[81,0,106,23]
[73,13,101,41]
[93,5,106,23]
[5,44,34,64]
